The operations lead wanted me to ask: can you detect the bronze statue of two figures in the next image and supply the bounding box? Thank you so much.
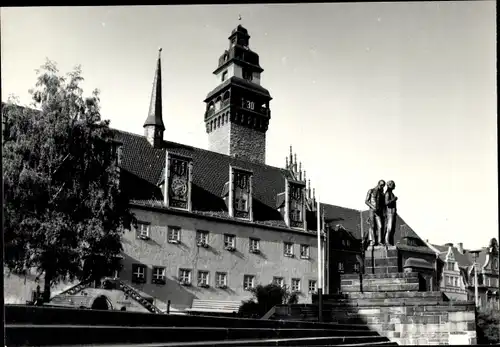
[365,180,398,247]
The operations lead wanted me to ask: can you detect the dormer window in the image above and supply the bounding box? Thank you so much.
[286,179,306,229]
[229,166,253,220]
[165,152,192,211]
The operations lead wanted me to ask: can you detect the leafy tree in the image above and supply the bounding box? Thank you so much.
[477,307,499,345]
[3,59,135,302]
[238,283,299,318]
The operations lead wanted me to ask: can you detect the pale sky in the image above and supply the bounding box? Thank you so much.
[1,2,497,250]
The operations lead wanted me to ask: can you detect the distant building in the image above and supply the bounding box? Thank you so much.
[3,24,439,314]
[428,239,499,309]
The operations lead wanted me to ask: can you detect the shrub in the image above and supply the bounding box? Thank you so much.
[477,307,499,345]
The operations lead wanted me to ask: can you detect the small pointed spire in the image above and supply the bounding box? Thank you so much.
[289,146,293,166]
[285,157,289,169]
[144,48,165,132]
[304,170,307,181]
[308,180,311,198]
[293,154,297,173]
[313,188,316,200]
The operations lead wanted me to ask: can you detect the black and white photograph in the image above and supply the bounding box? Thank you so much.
[2,1,497,346]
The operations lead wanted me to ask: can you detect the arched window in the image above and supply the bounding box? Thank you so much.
[217,117,221,127]
[215,97,222,111]
[221,114,225,125]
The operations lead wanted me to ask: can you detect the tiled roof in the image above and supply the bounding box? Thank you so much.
[432,243,473,268]
[116,129,432,253]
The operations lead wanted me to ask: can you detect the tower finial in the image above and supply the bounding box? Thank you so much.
[304,170,306,181]
[238,14,242,21]
[286,157,289,169]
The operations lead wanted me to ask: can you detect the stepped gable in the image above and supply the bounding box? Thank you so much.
[432,243,473,268]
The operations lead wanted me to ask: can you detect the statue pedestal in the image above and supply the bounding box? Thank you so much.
[364,245,398,275]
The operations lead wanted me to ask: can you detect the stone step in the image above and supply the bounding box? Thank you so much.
[64,335,391,346]
[6,305,350,331]
[5,324,384,346]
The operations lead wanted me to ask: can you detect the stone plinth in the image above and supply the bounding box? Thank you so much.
[364,245,399,275]
[340,272,420,293]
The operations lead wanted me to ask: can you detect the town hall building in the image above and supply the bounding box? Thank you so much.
[113,25,438,313]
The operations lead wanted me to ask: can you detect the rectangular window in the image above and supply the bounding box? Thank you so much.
[224,234,236,249]
[179,269,192,285]
[198,271,209,287]
[300,244,310,259]
[338,262,345,273]
[243,275,255,290]
[249,238,260,253]
[132,264,147,283]
[284,242,294,257]
[273,276,284,288]
[446,276,451,286]
[354,263,360,273]
[196,230,209,246]
[308,280,317,293]
[216,272,228,288]
[152,266,166,284]
[242,69,253,81]
[168,226,181,243]
[136,222,150,239]
[447,262,455,271]
[291,278,301,292]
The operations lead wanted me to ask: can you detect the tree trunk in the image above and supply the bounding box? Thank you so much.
[43,271,52,303]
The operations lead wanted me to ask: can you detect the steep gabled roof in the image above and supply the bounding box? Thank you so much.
[431,243,473,268]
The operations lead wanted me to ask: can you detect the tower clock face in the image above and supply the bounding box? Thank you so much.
[241,98,255,111]
[172,177,188,197]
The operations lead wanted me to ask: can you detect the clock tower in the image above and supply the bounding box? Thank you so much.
[204,25,272,164]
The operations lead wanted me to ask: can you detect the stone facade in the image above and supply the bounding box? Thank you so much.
[119,205,323,311]
[207,121,230,155]
[229,121,266,164]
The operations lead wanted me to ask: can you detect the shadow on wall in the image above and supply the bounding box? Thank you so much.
[119,253,197,311]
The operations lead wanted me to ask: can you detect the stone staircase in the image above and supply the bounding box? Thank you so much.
[48,277,163,314]
[268,246,478,345]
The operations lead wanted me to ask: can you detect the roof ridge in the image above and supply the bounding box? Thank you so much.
[113,128,289,173]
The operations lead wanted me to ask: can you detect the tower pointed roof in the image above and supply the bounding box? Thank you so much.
[143,48,165,130]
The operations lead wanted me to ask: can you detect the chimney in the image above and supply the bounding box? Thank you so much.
[456,243,464,254]
[445,242,453,248]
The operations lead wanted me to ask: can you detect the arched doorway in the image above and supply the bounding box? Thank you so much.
[91,295,112,310]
